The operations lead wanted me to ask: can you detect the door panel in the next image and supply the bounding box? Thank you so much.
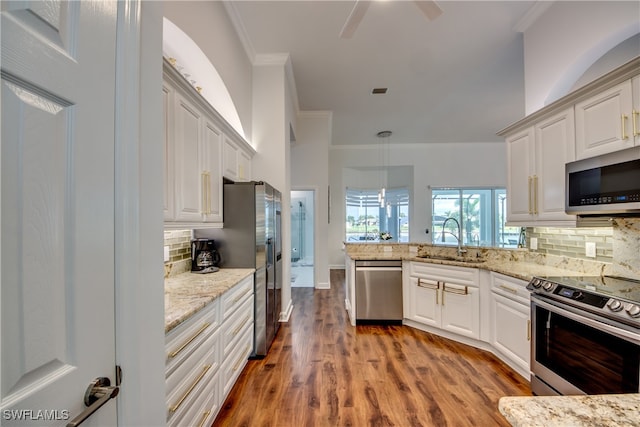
[2,1,118,425]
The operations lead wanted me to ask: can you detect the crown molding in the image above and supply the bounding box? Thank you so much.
[513,1,555,33]
[222,1,256,62]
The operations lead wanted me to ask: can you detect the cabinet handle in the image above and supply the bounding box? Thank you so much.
[621,114,629,140]
[443,283,469,295]
[201,172,207,215]
[233,316,250,336]
[233,288,252,304]
[168,322,211,359]
[527,319,531,341]
[532,175,538,215]
[197,411,211,427]
[169,364,211,413]
[528,176,533,215]
[498,284,518,294]
[233,345,251,372]
[633,110,639,137]
[417,278,440,305]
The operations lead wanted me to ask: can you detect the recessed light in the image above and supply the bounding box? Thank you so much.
[372,88,388,94]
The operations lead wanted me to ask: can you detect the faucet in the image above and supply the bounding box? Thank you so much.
[441,217,467,257]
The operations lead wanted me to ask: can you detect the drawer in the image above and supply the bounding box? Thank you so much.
[410,262,478,286]
[168,368,220,427]
[166,300,220,376]
[220,275,253,321]
[221,296,254,360]
[490,272,530,305]
[166,328,220,417]
[220,325,253,399]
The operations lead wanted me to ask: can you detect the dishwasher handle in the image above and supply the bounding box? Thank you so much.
[355,266,402,272]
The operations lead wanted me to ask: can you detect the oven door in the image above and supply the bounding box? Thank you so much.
[531,295,640,396]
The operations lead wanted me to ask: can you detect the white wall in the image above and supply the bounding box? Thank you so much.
[328,142,507,267]
[163,1,254,140]
[523,1,640,114]
[291,112,332,288]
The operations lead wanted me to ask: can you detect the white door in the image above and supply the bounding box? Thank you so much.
[2,1,118,426]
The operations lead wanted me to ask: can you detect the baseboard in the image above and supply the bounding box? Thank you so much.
[329,264,345,270]
[280,300,293,322]
[315,281,330,289]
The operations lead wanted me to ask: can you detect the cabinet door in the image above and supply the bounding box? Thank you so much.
[238,149,252,182]
[163,82,175,220]
[506,127,534,222]
[408,277,440,327]
[490,293,530,374]
[222,136,239,181]
[575,80,634,160]
[440,283,480,339]
[174,93,204,222]
[202,119,223,222]
[534,108,576,222]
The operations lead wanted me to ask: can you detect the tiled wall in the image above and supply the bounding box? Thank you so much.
[164,229,192,277]
[527,226,614,262]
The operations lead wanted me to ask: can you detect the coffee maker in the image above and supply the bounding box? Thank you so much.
[191,239,221,273]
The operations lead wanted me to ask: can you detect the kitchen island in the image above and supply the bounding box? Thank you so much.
[499,394,640,426]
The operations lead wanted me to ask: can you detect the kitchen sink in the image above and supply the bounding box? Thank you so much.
[417,254,485,264]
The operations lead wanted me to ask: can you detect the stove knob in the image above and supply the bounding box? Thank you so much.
[531,279,542,288]
[626,304,640,318]
[542,281,554,291]
[607,299,624,312]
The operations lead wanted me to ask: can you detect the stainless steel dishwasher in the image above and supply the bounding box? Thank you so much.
[355,260,403,324]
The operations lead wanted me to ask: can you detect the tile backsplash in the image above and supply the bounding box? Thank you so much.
[164,229,192,277]
[528,218,640,279]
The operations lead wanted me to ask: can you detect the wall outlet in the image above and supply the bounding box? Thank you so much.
[164,245,170,263]
[585,242,596,258]
[383,246,392,253]
[530,237,538,250]
[409,246,418,254]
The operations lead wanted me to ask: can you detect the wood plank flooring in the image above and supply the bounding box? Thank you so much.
[213,270,531,426]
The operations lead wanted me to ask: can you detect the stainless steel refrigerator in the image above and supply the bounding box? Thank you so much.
[196,181,281,358]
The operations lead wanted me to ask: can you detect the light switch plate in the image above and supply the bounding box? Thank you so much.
[409,246,418,254]
[530,237,538,250]
[164,245,170,262]
[585,242,596,258]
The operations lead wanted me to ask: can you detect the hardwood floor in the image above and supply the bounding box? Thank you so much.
[214,270,531,426]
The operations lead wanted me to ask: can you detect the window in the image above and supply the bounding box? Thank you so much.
[431,188,521,248]
[346,188,409,242]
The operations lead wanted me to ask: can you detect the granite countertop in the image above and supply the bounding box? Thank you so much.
[499,394,640,427]
[165,268,254,333]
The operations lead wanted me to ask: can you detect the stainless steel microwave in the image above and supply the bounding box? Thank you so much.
[566,146,640,218]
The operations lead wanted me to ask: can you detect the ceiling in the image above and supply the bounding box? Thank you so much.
[227,0,537,146]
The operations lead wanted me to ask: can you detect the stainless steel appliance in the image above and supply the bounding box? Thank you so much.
[527,275,640,396]
[196,181,282,358]
[355,260,403,324]
[190,238,221,273]
[566,146,640,224]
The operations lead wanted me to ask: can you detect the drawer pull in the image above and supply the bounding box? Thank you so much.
[197,411,211,427]
[527,319,531,342]
[498,284,518,294]
[417,278,439,290]
[233,316,251,336]
[169,364,211,413]
[233,345,251,372]
[168,322,211,359]
[233,288,252,304]
[443,284,468,295]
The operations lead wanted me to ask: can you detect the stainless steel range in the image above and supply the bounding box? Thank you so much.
[527,275,640,396]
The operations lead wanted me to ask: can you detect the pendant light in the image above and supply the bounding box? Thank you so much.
[377,130,391,208]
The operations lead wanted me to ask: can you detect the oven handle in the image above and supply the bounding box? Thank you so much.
[532,295,640,345]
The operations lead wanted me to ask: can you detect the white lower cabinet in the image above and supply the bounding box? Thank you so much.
[165,275,254,426]
[405,262,480,340]
[489,273,530,378]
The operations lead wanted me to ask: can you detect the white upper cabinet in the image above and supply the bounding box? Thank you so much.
[163,59,255,227]
[575,80,635,160]
[633,75,640,146]
[505,107,575,225]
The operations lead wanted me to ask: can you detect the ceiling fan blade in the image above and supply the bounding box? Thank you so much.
[414,0,443,21]
[339,0,371,39]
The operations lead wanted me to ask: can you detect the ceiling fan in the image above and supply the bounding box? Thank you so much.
[340,0,443,39]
